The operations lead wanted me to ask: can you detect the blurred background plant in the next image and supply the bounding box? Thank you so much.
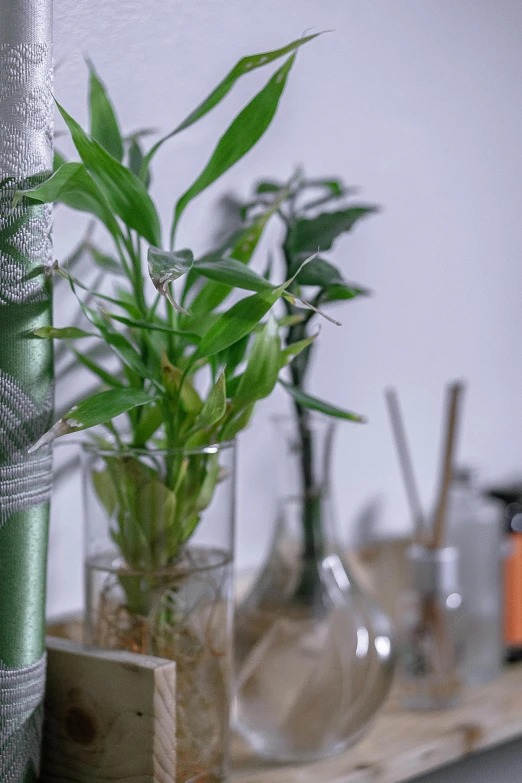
[217,170,379,562]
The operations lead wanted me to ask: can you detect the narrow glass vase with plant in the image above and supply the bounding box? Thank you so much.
[14,38,347,783]
[223,171,396,761]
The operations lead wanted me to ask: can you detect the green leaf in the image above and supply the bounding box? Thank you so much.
[279,333,318,368]
[224,372,242,398]
[135,480,177,564]
[148,247,194,283]
[96,321,151,379]
[142,34,320,175]
[92,466,119,518]
[89,246,125,276]
[107,312,200,341]
[286,206,378,254]
[192,253,317,362]
[289,256,369,300]
[128,137,151,188]
[278,314,305,328]
[76,299,151,379]
[60,268,142,318]
[273,252,317,296]
[298,178,353,212]
[233,315,280,407]
[255,180,284,193]
[196,370,227,430]
[57,102,161,245]
[222,333,250,380]
[71,347,125,388]
[54,149,67,171]
[193,453,221,514]
[194,289,278,361]
[29,388,153,450]
[188,200,282,315]
[322,282,370,303]
[179,310,221,340]
[161,353,203,415]
[304,177,344,196]
[71,388,151,428]
[132,402,164,446]
[282,290,341,326]
[279,380,366,422]
[88,61,124,161]
[147,247,194,314]
[33,326,95,339]
[292,255,343,287]
[221,402,255,441]
[193,256,274,293]
[171,55,296,246]
[15,163,119,238]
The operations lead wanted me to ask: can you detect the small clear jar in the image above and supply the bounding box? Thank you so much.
[446,469,503,684]
[398,545,466,710]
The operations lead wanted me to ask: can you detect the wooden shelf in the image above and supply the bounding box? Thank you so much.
[231,665,522,783]
[46,542,517,783]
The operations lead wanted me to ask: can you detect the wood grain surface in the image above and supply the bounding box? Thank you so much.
[41,636,176,783]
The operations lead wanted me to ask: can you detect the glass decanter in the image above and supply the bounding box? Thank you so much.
[234,414,395,762]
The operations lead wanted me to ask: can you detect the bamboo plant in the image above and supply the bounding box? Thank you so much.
[13,36,359,592]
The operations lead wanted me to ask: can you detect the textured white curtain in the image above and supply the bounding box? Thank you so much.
[0,0,53,779]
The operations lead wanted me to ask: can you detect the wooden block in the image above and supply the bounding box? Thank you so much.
[42,636,176,783]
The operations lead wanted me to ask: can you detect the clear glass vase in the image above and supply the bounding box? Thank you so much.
[234,416,395,762]
[82,441,235,783]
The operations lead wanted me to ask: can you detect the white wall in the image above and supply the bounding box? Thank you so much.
[48,0,522,619]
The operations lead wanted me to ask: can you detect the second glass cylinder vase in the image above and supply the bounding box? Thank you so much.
[234,415,395,762]
[83,441,235,783]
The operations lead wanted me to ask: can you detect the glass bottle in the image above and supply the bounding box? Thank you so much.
[234,415,395,762]
[446,468,503,684]
[83,441,235,783]
[398,544,465,710]
[485,485,522,662]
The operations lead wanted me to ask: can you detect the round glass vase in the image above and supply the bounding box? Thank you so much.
[82,441,235,783]
[234,416,395,762]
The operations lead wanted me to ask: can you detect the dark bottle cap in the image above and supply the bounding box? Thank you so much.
[486,484,522,534]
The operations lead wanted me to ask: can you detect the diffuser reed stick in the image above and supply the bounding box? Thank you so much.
[430,382,464,549]
[385,387,425,540]
[419,382,465,707]
[391,381,467,710]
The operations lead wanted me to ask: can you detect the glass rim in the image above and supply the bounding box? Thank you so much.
[86,547,232,577]
[81,439,235,458]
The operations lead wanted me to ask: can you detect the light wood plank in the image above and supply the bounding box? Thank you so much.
[42,636,176,783]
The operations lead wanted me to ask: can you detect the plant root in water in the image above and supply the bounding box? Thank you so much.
[90,558,230,783]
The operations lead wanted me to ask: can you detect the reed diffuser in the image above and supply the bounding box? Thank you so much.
[388,383,467,710]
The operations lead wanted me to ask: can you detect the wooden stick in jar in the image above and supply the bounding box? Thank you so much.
[430,382,465,549]
[385,387,425,540]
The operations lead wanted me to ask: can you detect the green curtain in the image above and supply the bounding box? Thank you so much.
[0,0,54,779]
